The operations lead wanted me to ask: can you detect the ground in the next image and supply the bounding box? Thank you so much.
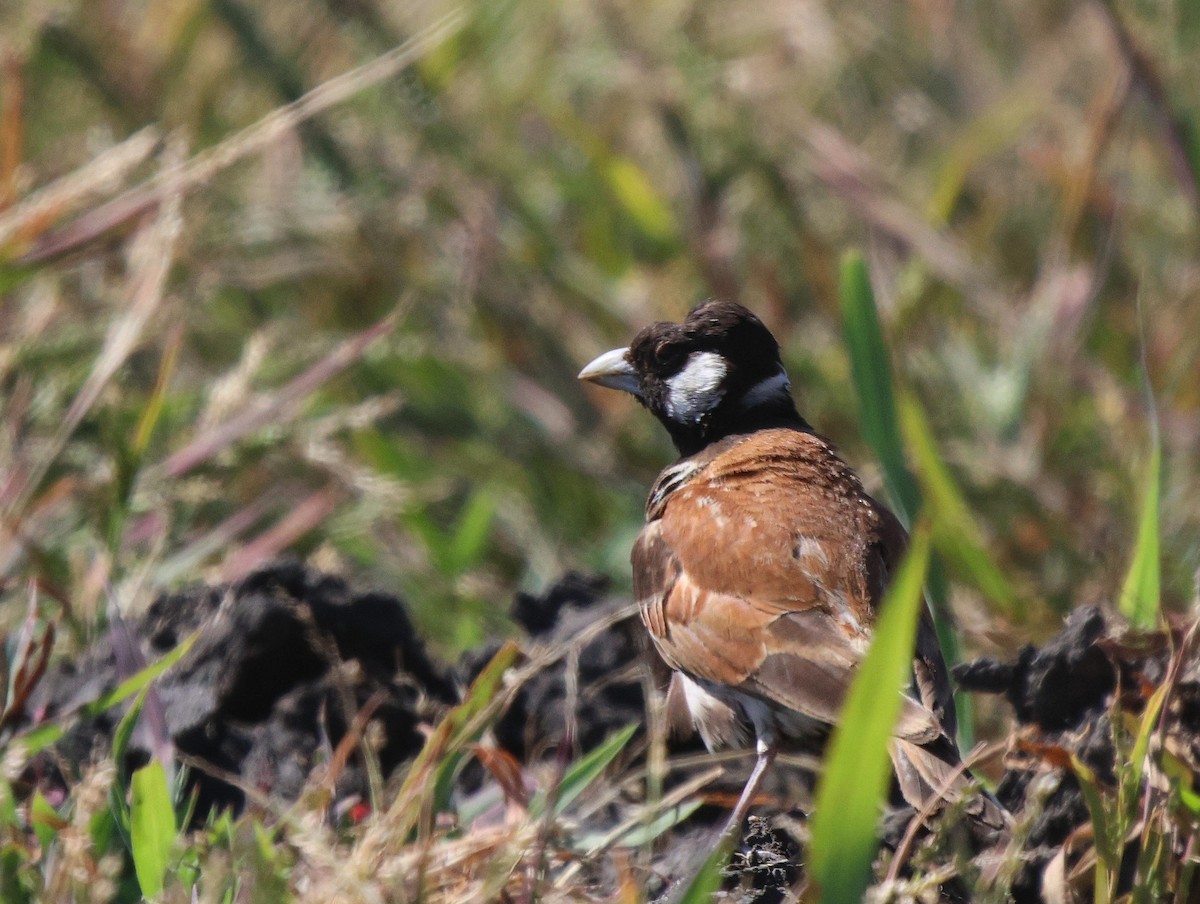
[19,559,1199,902]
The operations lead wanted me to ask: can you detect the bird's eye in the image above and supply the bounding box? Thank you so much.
[654,341,685,369]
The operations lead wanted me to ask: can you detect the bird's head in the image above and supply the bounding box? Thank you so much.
[579,300,803,456]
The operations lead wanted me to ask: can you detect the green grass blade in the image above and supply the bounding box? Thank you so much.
[29,793,62,851]
[111,687,148,773]
[529,723,637,818]
[898,391,1022,617]
[16,628,199,754]
[108,687,150,841]
[430,642,522,814]
[604,156,679,245]
[1121,295,1163,630]
[839,251,921,522]
[611,799,703,849]
[129,761,176,899]
[808,522,933,904]
[1119,435,1161,629]
[84,629,199,721]
[839,252,964,740]
[1130,682,1168,800]
[672,836,733,904]
[388,641,520,828]
[1070,754,1118,899]
[446,488,497,576]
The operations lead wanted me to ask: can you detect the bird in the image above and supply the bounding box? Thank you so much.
[578,299,1003,838]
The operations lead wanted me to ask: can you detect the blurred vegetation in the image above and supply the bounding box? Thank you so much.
[1,0,1199,899]
[1,0,1198,737]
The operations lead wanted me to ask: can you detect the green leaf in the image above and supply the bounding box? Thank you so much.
[129,762,176,899]
[609,799,702,849]
[604,157,678,243]
[388,641,520,832]
[898,391,1021,617]
[30,793,63,851]
[838,251,920,522]
[108,687,149,841]
[430,641,521,813]
[808,522,933,904]
[1161,750,1200,815]
[132,328,182,458]
[88,807,117,861]
[1070,754,1118,900]
[1119,436,1161,629]
[16,629,199,755]
[673,836,733,904]
[839,252,964,739]
[404,490,497,577]
[0,782,16,829]
[415,21,464,90]
[529,723,637,818]
[1129,682,1168,801]
[445,488,497,576]
[0,848,28,904]
[1132,816,1169,904]
[0,783,26,904]
[113,689,149,771]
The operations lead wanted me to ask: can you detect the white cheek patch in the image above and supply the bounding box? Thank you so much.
[664,351,727,423]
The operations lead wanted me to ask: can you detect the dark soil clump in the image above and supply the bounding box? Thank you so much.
[27,560,454,821]
[20,563,1194,902]
[956,605,1189,903]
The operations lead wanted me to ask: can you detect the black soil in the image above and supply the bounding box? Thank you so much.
[26,561,454,818]
[18,562,1174,902]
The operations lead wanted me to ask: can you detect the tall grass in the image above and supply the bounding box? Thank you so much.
[0,0,1196,899]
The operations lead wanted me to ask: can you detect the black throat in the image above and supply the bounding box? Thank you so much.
[663,395,812,458]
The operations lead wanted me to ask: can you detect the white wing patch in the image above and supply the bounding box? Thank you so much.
[677,673,750,750]
[665,351,727,423]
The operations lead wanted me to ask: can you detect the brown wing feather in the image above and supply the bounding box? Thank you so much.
[635,428,951,745]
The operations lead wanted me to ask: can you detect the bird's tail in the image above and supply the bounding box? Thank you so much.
[888,736,1009,837]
